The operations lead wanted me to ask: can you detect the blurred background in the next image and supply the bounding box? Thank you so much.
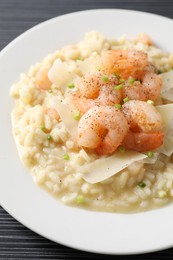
[1,0,173,51]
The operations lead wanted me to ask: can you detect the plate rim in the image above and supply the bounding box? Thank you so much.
[1,8,173,57]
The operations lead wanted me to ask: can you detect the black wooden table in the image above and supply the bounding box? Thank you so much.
[1,0,173,259]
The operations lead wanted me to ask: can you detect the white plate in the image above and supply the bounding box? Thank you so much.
[0,9,173,255]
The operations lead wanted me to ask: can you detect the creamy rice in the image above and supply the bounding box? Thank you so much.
[10,31,173,213]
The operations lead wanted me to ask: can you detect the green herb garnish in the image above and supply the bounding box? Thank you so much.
[76,57,83,61]
[120,78,125,83]
[123,97,129,103]
[147,151,154,158]
[63,153,70,160]
[128,77,135,85]
[118,145,126,153]
[138,182,146,188]
[76,195,85,204]
[68,83,75,89]
[114,84,123,90]
[47,134,52,140]
[40,125,46,132]
[114,104,122,109]
[102,75,109,82]
[73,111,81,120]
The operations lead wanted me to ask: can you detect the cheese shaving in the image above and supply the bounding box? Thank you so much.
[80,151,147,184]
[52,96,78,139]
[156,104,173,156]
[160,71,173,102]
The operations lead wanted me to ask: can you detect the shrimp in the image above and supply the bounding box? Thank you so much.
[134,33,153,46]
[36,67,52,90]
[123,72,162,101]
[123,131,164,152]
[123,80,146,101]
[73,72,122,113]
[122,100,164,152]
[73,93,97,113]
[97,49,162,101]
[77,106,129,155]
[142,71,162,101]
[122,100,163,132]
[75,72,101,99]
[96,50,148,79]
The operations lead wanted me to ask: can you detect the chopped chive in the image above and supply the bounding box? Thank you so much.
[68,83,75,89]
[157,70,163,74]
[147,100,154,106]
[63,153,70,160]
[40,125,46,132]
[138,182,146,188]
[118,145,126,153]
[114,104,122,109]
[73,111,81,120]
[128,77,135,85]
[120,78,125,83]
[102,75,109,82]
[147,151,154,158]
[76,57,83,61]
[76,195,85,204]
[114,84,123,90]
[47,134,52,140]
[123,97,129,103]
[96,67,101,71]
[48,89,53,93]
[114,73,120,78]
[158,190,166,198]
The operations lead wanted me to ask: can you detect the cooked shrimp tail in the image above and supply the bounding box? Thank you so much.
[122,100,163,133]
[122,100,164,152]
[123,131,164,152]
[77,106,129,155]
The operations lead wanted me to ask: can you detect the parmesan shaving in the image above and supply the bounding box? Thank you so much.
[160,71,173,101]
[156,104,173,156]
[80,151,147,184]
[76,56,97,74]
[143,152,159,164]
[48,58,73,89]
[52,96,78,140]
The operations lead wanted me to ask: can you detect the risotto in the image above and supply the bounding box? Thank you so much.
[10,31,173,213]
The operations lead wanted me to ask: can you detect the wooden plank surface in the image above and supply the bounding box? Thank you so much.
[1,0,173,259]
